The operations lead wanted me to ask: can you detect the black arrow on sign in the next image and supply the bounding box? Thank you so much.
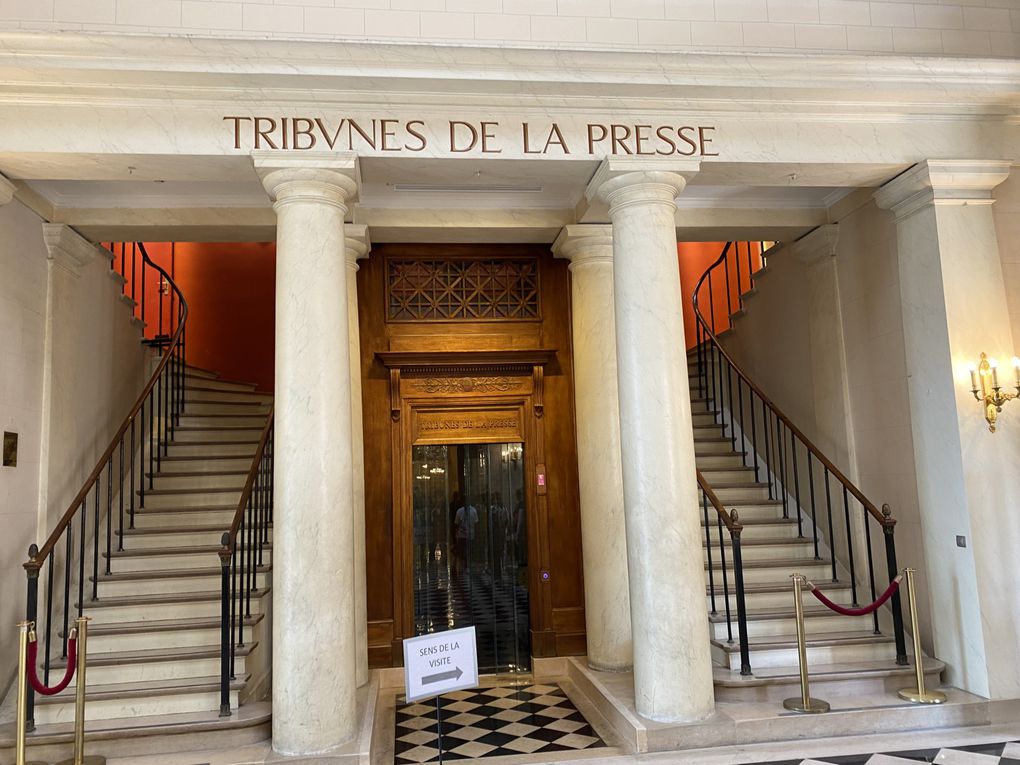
[422,667,463,685]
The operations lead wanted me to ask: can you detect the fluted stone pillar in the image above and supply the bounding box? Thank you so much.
[254,153,360,754]
[345,224,371,688]
[552,225,632,671]
[586,159,715,723]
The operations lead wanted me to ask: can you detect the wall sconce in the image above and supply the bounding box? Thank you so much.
[968,352,1020,432]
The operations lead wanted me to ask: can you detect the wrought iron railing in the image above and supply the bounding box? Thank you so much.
[218,408,274,716]
[698,471,751,675]
[21,243,187,730]
[692,241,907,667]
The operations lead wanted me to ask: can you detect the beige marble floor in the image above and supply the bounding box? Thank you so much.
[107,721,1020,765]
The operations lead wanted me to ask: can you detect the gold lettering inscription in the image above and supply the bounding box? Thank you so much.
[225,116,718,157]
[419,417,518,431]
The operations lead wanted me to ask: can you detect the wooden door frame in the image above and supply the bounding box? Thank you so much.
[377,350,557,665]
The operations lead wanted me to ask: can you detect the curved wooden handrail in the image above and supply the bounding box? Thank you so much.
[692,243,894,529]
[24,243,188,572]
[696,469,741,534]
[220,405,274,557]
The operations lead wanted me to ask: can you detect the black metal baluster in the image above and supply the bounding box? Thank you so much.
[882,506,908,665]
[708,268,716,335]
[791,432,803,538]
[864,506,879,634]
[843,487,859,605]
[78,500,86,616]
[724,249,733,320]
[730,519,751,676]
[717,513,733,643]
[219,535,232,717]
[735,376,743,455]
[749,394,758,480]
[762,404,773,499]
[116,440,124,563]
[777,415,788,519]
[824,470,836,582]
[130,418,137,528]
[726,363,734,441]
[808,453,820,559]
[231,537,238,677]
[148,389,154,490]
[62,530,72,657]
[703,492,716,615]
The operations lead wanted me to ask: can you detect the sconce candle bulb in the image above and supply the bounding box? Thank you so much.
[968,352,1020,432]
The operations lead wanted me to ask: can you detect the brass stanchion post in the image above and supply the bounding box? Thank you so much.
[897,568,946,705]
[15,621,30,765]
[14,622,46,765]
[782,574,830,714]
[56,617,105,765]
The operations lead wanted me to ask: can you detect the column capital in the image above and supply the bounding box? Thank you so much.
[552,224,613,268]
[585,158,700,211]
[253,151,360,212]
[793,224,839,266]
[345,223,371,269]
[873,159,1011,222]
[42,224,104,275]
[0,172,14,206]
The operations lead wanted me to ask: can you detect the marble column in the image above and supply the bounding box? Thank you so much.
[874,159,1018,699]
[552,225,632,672]
[345,224,371,688]
[586,159,715,723]
[254,153,360,754]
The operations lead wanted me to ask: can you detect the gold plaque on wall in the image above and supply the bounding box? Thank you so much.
[412,407,524,444]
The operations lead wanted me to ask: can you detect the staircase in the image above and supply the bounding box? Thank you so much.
[30,366,273,725]
[689,242,944,702]
[4,244,275,762]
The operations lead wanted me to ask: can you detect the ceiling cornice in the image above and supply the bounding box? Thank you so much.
[0,33,1016,120]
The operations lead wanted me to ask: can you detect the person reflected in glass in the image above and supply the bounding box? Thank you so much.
[453,495,478,578]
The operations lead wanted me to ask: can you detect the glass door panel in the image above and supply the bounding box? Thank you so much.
[411,442,529,674]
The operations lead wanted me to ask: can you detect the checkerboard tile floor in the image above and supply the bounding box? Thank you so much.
[742,739,1020,764]
[393,683,606,763]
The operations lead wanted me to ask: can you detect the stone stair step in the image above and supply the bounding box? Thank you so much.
[172,425,265,442]
[107,543,271,572]
[178,414,268,428]
[166,441,259,456]
[708,604,877,639]
[78,614,263,654]
[132,507,239,529]
[160,454,258,470]
[712,657,944,702]
[712,629,899,670]
[117,524,249,548]
[93,565,269,596]
[183,374,258,393]
[147,471,248,490]
[137,487,242,509]
[184,386,272,402]
[77,587,270,622]
[33,674,247,724]
[707,580,853,611]
[47,642,256,685]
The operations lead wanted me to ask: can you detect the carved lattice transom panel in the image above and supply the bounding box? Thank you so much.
[386,258,541,322]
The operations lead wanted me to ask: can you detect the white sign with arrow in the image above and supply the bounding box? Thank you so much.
[403,626,479,702]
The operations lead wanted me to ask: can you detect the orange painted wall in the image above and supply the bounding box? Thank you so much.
[141,242,277,392]
[679,241,763,349]
[679,242,728,349]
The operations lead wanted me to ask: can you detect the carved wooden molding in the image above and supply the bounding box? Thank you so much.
[379,349,556,421]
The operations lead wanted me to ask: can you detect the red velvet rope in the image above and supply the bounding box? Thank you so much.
[27,635,77,695]
[807,575,903,617]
